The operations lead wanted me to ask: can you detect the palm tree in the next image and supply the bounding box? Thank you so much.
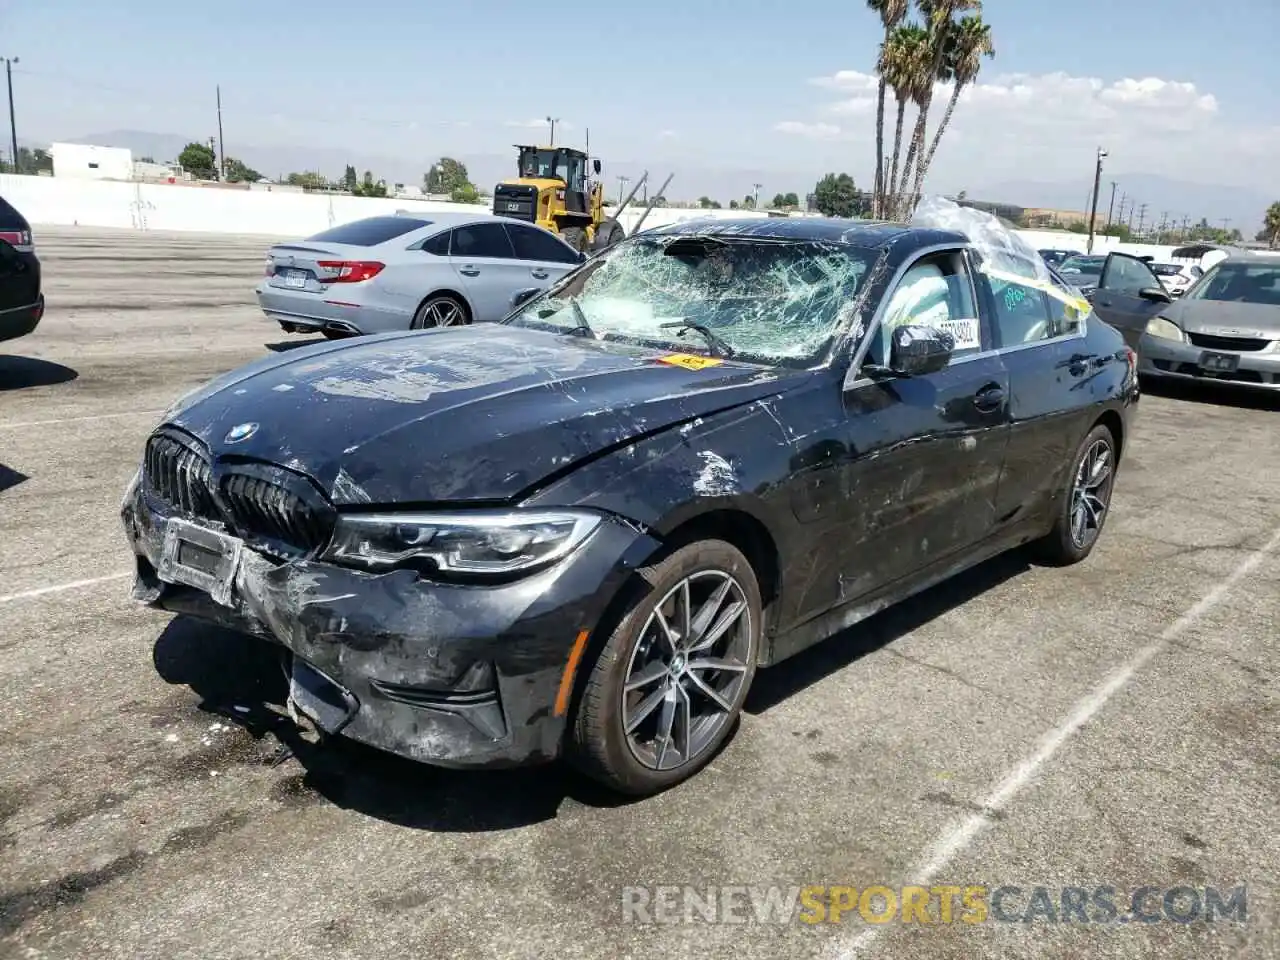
[911,14,994,208]
[868,0,910,217]
[1265,201,1280,249]
[895,0,981,217]
[880,24,929,221]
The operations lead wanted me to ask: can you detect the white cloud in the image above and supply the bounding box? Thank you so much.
[504,119,573,131]
[778,69,1260,190]
[773,121,846,141]
[659,129,678,139]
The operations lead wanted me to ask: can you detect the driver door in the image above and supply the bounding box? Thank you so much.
[830,246,1012,603]
[1090,253,1172,350]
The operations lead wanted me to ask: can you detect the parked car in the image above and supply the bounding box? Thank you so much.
[1094,253,1279,392]
[0,237,43,344]
[1056,254,1108,298]
[256,212,586,339]
[1148,261,1202,298]
[1038,248,1075,267]
[124,216,1137,795]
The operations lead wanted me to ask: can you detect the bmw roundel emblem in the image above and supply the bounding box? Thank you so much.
[224,422,259,444]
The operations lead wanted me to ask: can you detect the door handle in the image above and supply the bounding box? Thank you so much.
[531,270,549,279]
[973,382,1005,411]
[459,266,480,277]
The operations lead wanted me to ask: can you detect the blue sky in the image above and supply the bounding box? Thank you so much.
[6,0,1280,196]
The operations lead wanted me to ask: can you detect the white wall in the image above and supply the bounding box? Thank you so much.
[49,143,134,182]
[0,172,1205,261]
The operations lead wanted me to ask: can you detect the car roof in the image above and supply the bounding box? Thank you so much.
[390,210,503,227]
[0,195,30,229]
[643,215,967,251]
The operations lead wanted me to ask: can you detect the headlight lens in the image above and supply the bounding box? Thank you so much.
[1145,315,1184,342]
[323,510,601,576]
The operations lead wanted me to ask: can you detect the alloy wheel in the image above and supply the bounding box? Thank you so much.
[418,298,465,327]
[621,570,754,772]
[1070,437,1114,549]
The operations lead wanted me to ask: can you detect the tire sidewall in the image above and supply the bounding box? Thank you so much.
[583,539,762,794]
[1052,423,1117,563]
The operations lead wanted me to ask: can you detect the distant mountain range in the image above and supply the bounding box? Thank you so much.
[27,130,1274,232]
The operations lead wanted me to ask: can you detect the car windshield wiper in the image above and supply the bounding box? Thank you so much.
[539,295,593,337]
[658,320,735,358]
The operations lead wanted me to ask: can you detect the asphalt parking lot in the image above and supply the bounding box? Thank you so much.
[2,226,1278,960]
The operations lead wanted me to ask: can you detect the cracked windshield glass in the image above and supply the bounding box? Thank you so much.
[506,235,877,365]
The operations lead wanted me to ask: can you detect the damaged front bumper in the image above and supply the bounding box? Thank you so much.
[121,476,659,769]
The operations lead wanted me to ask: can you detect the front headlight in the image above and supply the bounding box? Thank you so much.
[1145,315,1185,342]
[323,509,601,576]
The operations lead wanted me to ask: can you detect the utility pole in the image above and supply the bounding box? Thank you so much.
[216,85,225,180]
[1127,201,1136,231]
[1106,181,1118,229]
[3,56,18,176]
[616,175,630,205]
[1220,217,1232,236]
[546,116,560,146]
[752,182,762,208]
[1158,212,1168,239]
[1086,147,1107,254]
[1136,203,1148,237]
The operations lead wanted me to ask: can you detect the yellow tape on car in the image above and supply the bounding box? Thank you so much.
[657,353,725,370]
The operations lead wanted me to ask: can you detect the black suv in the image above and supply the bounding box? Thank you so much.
[0,195,42,343]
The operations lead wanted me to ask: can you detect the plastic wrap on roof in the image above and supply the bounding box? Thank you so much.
[910,195,1091,313]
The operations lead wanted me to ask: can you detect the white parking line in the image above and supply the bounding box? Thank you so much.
[832,524,1280,959]
[0,410,165,430]
[0,572,132,605]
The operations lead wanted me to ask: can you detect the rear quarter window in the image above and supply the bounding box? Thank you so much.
[305,216,430,246]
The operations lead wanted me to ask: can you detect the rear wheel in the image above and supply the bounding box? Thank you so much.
[568,539,761,796]
[591,219,625,252]
[411,294,469,329]
[559,226,587,252]
[1032,423,1118,565]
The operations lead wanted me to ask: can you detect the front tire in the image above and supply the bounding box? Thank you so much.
[411,294,469,329]
[1032,423,1118,566]
[569,539,761,796]
[559,226,587,252]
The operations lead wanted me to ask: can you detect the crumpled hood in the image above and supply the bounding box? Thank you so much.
[164,324,804,504]
[1162,299,1280,339]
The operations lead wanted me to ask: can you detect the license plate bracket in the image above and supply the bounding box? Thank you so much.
[289,660,359,735]
[157,518,243,607]
[1199,350,1239,374]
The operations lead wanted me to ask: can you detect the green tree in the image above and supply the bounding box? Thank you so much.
[352,170,388,198]
[1264,202,1280,249]
[730,199,741,209]
[450,184,481,203]
[223,157,263,183]
[343,165,358,191]
[426,157,472,194]
[741,194,755,208]
[178,142,217,180]
[813,173,860,218]
[783,191,800,207]
[914,14,994,201]
[880,22,929,219]
[286,171,329,190]
[771,193,787,208]
[867,0,911,217]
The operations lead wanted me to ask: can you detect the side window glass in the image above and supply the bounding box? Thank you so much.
[507,224,579,264]
[986,275,1051,346]
[421,230,450,256]
[869,252,980,366]
[1044,275,1086,338]
[1101,255,1159,295]
[451,223,515,259]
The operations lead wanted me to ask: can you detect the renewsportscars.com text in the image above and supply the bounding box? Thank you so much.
[620,884,1248,926]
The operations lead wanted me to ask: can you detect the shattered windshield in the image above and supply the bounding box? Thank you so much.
[504,234,876,366]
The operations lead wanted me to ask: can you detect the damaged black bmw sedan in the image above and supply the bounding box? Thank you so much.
[122,214,1138,795]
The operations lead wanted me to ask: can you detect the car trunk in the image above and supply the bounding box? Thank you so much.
[264,242,383,295]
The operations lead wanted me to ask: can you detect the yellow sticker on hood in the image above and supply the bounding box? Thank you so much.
[657,353,724,370]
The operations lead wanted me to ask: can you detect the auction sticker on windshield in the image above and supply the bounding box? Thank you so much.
[656,354,726,370]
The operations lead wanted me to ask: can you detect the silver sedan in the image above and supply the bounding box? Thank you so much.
[256,211,585,338]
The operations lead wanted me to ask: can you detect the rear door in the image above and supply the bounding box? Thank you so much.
[977,265,1095,526]
[503,222,582,296]
[446,221,528,322]
[1090,253,1171,350]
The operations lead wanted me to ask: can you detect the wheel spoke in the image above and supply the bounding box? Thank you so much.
[625,682,668,735]
[686,655,748,674]
[652,608,680,653]
[675,684,693,767]
[624,660,668,693]
[685,669,734,713]
[686,600,746,654]
[654,688,678,769]
[688,577,732,643]
[678,579,692,647]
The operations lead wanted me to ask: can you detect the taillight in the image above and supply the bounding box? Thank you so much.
[316,261,384,283]
[0,229,29,246]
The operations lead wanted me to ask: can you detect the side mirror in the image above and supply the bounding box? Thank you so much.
[592,159,601,174]
[1138,286,1172,304]
[887,324,955,376]
[511,287,541,308]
